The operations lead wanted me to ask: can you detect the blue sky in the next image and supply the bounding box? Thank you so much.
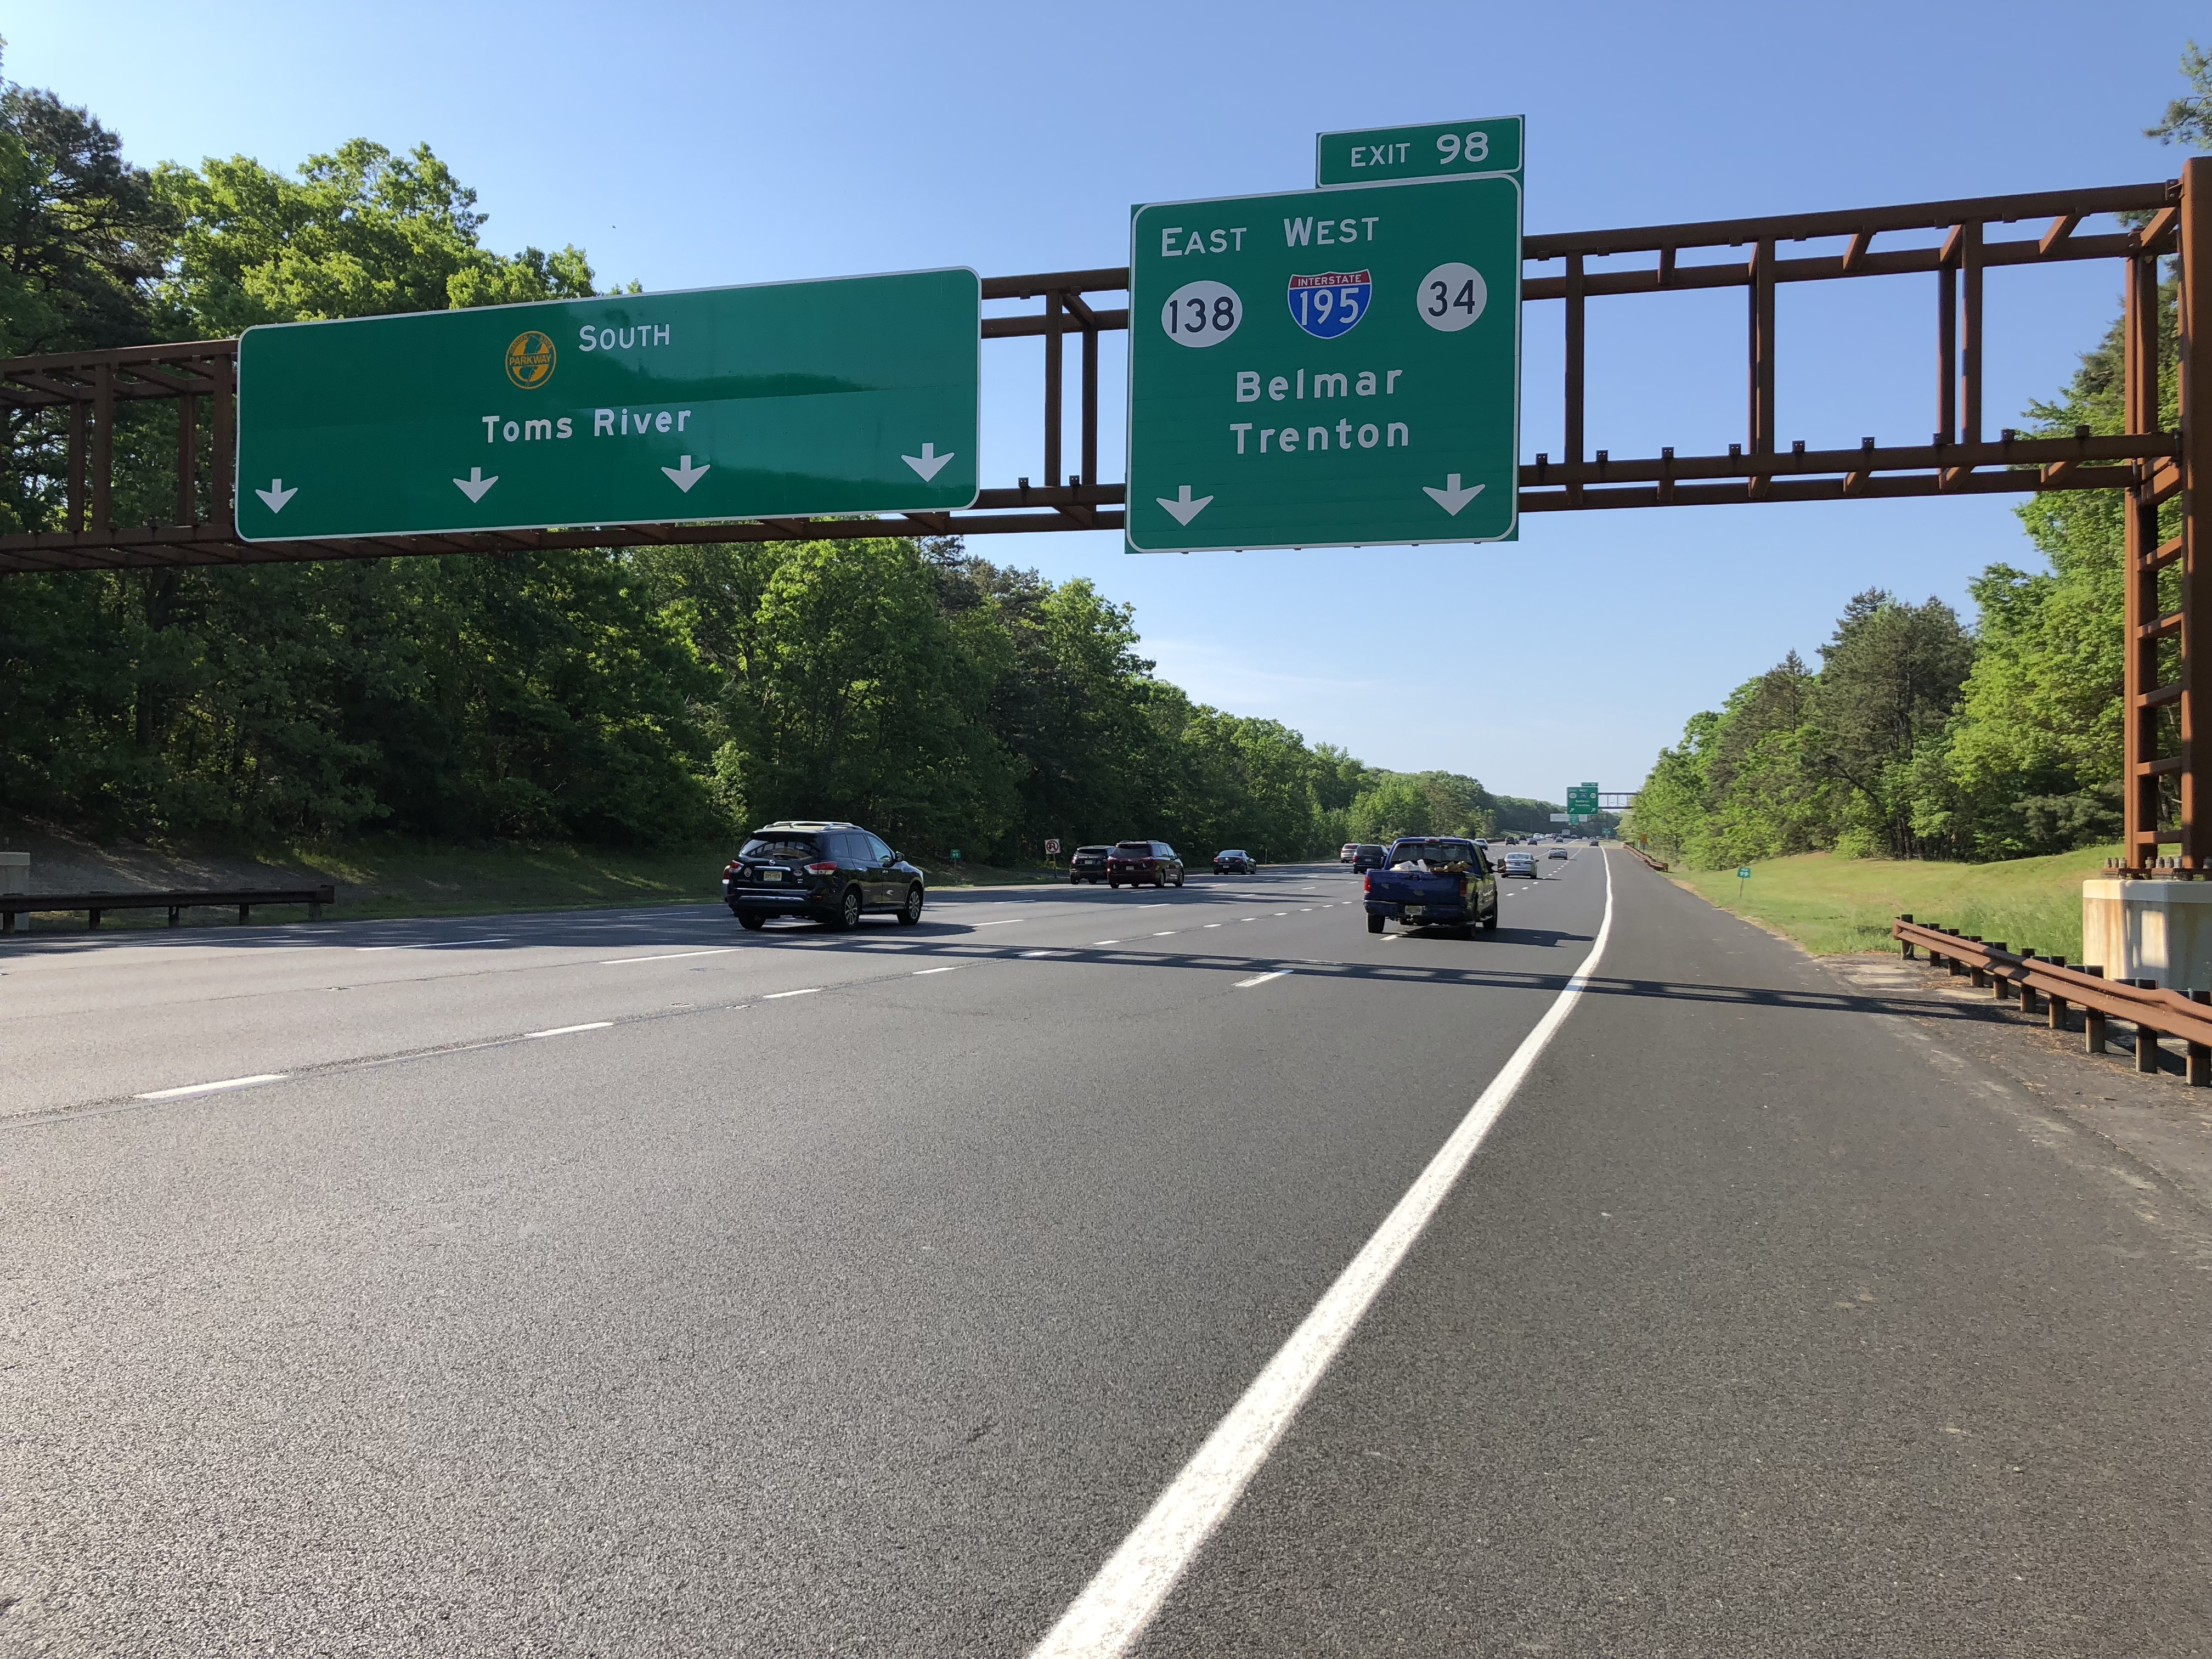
[9,2,2203,800]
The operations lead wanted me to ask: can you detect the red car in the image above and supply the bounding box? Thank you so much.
[1107,840,1184,889]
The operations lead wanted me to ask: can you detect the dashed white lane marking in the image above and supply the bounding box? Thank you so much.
[1377,934,1399,944]
[1152,931,1178,937]
[974,919,1024,927]
[1021,949,1068,958]
[522,1022,613,1039]
[1239,917,1258,922]
[912,965,963,975]
[761,988,821,999]
[1203,923,1222,929]
[1272,911,1289,916]
[1233,970,1290,989]
[134,1073,287,1101]
[1092,939,1122,946]
[358,937,509,952]
[602,949,735,966]
[1029,851,1618,1659]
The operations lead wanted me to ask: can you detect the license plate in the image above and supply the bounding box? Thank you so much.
[1403,905,1426,917]
[761,868,783,883]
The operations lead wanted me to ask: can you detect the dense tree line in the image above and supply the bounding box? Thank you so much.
[0,64,1550,863]
[1633,50,2207,870]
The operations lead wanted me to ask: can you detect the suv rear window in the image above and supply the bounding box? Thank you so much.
[1076,845,1110,856]
[741,834,820,862]
[1114,842,1154,854]
[1391,839,1477,868]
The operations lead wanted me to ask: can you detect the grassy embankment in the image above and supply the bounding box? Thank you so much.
[2,833,1065,933]
[1664,843,2119,958]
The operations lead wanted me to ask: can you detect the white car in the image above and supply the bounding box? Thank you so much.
[1502,850,1537,878]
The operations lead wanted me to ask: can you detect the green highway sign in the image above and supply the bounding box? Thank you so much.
[1127,176,1521,553]
[1316,116,1523,188]
[235,270,980,542]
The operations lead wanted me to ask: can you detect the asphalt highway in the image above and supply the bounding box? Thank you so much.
[3,851,2205,1655]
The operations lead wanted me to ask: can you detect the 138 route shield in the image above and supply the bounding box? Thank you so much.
[1127,176,1520,554]
[234,269,980,543]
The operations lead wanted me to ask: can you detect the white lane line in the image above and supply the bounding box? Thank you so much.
[1272,911,1288,916]
[1152,931,1178,937]
[1203,923,1222,929]
[601,949,735,966]
[1021,949,1068,957]
[975,919,1024,927]
[1029,851,1618,1659]
[913,965,963,975]
[133,1073,287,1101]
[761,988,821,999]
[1377,934,1399,944]
[1232,970,1290,989]
[1240,917,1257,922]
[358,937,509,952]
[522,1022,613,1039]
[1092,939,1122,946]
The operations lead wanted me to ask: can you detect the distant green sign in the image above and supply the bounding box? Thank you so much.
[235,270,981,542]
[1316,116,1524,188]
[1737,866,1753,880]
[1566,783,1600,815]
[1127,175,1521,553]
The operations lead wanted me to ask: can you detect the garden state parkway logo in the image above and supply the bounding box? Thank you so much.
[1286,270,1370,339]
[504,330,557,390]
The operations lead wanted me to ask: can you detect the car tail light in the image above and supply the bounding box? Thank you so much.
[804,861,839,876]
[723,862,738,878]
[1363,872,1373,894]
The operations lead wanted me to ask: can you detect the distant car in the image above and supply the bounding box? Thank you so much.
[1214,849,1256,874]
[722,820,925,930]
[1108,840,1184,889]
[1501,850,1537,878]
[1548,847,1571,860]
[1068,845,1111,884]
[1339,843,1359,863]
[1350,843,1388,873]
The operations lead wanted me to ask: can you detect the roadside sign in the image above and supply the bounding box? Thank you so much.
[1044,838,1062,856]
[1737,866,1752,878]
[1316,116,1525,188]
[1127,176,1520,552]
[1566,783,1600,817]
[235,269,981,542]
[1549,812,1570,822]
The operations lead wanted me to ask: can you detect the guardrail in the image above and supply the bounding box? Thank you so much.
[1892,913,2212,1085]
[1626,846,1669,871]
[0,885,335,934]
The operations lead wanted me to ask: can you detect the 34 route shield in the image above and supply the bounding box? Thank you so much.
[1127,177,1520,554]
[234,269,980,542]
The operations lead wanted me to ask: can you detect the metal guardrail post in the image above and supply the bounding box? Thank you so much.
[2046,956,2069,1029]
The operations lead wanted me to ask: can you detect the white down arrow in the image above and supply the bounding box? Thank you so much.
[902,442,955,482]
[1421,473,1483,515]
[254,479,298,513]
[1156,484,1213,526]
[453,467,498,503]
[662,455,710,492]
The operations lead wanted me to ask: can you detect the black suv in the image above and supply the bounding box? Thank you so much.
[723,821,926,930]
[1107,840,1183,889]
[1068,845,1111,884]
[1349,843,1387,873]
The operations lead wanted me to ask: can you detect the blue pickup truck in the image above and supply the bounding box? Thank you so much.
[1362,836,1500,938]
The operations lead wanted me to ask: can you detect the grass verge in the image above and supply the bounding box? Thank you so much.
[1663,844,2118,958]
[2,834,1069,934]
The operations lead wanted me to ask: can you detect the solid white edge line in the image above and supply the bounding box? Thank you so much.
[522,1022,613,1038]
[761,988,821,999]
[601,949,736,965]
[358,936,510,952]
[1027,850,1616,1659]
[133,1073,288,1101]
[1232,970,1290,989]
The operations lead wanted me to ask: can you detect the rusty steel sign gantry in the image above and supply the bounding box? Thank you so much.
[3,163,2209,872]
